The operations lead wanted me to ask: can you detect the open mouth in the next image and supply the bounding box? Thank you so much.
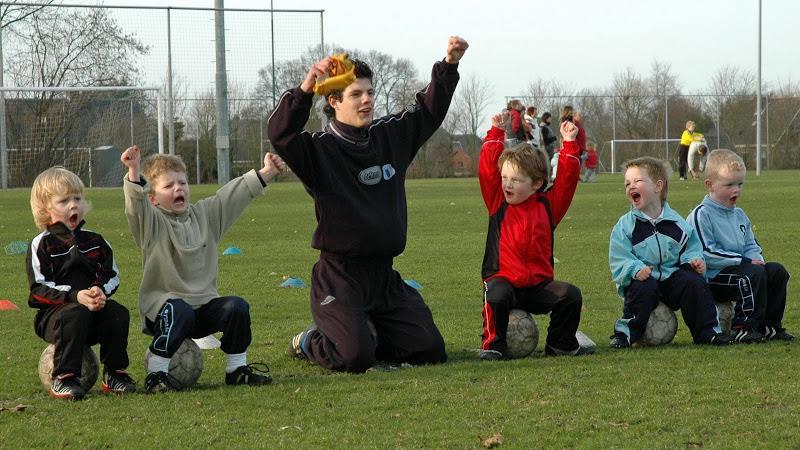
[729,195,738,204]
[630,192,641,204]
[358,107,372,115]
[68,214,79,228]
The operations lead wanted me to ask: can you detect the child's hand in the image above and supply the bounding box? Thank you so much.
[300,56,336,94]
[259,152,286,182]
[77,289,105,311]
[560,121,579,142]
[445,36,469,64]
[752,259,766,265]
[491,113,509,130]
[634,266,652,281]
[121,145,142,182]
[121,145,141,169]
[690,258,706,274]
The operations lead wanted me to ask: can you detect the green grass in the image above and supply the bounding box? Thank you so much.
[1,172,799,448]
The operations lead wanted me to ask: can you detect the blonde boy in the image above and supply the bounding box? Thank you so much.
[27,167,135,400]
[121,146,285,392]
[608,157,731,348]
[687,149,793,342]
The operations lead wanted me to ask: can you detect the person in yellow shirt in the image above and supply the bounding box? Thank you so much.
[678,120,704,180]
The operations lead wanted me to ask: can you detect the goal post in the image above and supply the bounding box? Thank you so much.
[604,138,682,174]
[0,86,164,188]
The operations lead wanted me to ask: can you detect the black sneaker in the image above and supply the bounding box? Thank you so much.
[50,373,85,400]
[144,371,182,394]
[225,363,272,386]
[289,323,317,359]
[103,369,137,394]
[705,332,734,346]
[763,326,794,341]
[732,328,765,344]
[478,349,504,361]
[610,334,631,349]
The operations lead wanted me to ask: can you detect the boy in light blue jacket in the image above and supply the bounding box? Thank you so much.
[687,149,792,342]
[608,157,731,348]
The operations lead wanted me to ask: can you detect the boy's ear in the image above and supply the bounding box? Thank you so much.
[327,95,339,111]
[704,178,713,190]
[532,178,545,192]
[147,193,158,206]
[655,179,664,193]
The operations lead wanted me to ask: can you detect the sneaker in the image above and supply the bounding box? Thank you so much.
[610,334,631,349]
[764,326,794,341]
[478,349,504,361]
[144,371,182,394]
[732,328,764,344]
[705,332,734,345]
[50,373,85,400]
[102,369,137,394]
[225,363,272,386]
[289,323,317,359]
[545,343,595,356]
[680,177,686,181]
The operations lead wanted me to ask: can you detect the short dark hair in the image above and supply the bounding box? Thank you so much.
[323,59,373,119]
[541,112,552,122]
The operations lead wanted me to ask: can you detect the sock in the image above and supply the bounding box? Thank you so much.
[225,352,247,374]
[149,355,171,374]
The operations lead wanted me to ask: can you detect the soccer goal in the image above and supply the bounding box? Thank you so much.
[601,138,682,174]
[0,86,164,188]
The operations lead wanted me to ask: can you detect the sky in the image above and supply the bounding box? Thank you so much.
[67,0,800,101]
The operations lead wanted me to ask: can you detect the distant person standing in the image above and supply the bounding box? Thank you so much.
[505,99,529,146]
[539,112,558,159]
[524,106,541,148]
[678,121,704,180]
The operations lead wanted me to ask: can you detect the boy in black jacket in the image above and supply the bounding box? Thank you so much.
[27,167,135,399]
[269,36,468,373]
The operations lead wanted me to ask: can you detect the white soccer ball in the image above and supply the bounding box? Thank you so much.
[715,301,734,333]
[38,344,99,392]
[506,309,539,358]
[144,339,203,389]
[639,302,678,346]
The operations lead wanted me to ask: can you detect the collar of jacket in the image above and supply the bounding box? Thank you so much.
[630,202,681,224]
[46,220,85,237]
[326,118,370,147]
[701,195,735,213]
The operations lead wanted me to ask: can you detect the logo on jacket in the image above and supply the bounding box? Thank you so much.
[382,164,396,180]
[320,295,336,306]
[358,166,382,185]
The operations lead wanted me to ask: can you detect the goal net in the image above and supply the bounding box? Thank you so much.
[1,86,163,188]
[601,138,682,174]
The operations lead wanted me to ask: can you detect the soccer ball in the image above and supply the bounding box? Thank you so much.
[38,344,99,392]
[715,301,734,333]
[639,302,678,346]
[506,309,539,358]
[144,339,203,389]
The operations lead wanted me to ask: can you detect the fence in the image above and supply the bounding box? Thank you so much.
[508,94,800,173]
[0,2,324,188]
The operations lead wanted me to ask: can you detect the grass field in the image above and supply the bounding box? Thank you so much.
[1,171,799,448]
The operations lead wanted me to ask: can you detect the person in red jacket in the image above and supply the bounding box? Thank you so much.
[582,141,599,182]
[478,113,594,360]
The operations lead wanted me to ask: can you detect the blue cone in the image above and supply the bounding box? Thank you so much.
[280,277,308,288]
[222,246,242,255]
[4,241,28,255]
[404,279,423,290]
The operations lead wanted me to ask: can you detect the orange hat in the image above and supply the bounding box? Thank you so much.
[313,53,356,96]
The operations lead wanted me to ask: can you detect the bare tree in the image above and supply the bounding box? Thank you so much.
[0,1,53,30]
[449,74,492,139]
[612,67,656,139]
[3,6,149,185]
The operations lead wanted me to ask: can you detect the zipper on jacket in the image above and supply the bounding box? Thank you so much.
[652,224,664,281]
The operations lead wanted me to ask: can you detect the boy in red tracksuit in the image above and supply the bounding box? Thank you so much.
[582,142,599,182]
[478,113,592,360]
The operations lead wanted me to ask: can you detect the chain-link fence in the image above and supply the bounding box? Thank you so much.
[509,94,800,173]
[0,2,324,188]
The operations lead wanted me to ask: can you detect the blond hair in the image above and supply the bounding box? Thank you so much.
[30,167,86,230]
[705,149,745,180]
[498,142,549,190]
[142,154,187,194]
[623,157,671,202]
[685,120,695,129]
